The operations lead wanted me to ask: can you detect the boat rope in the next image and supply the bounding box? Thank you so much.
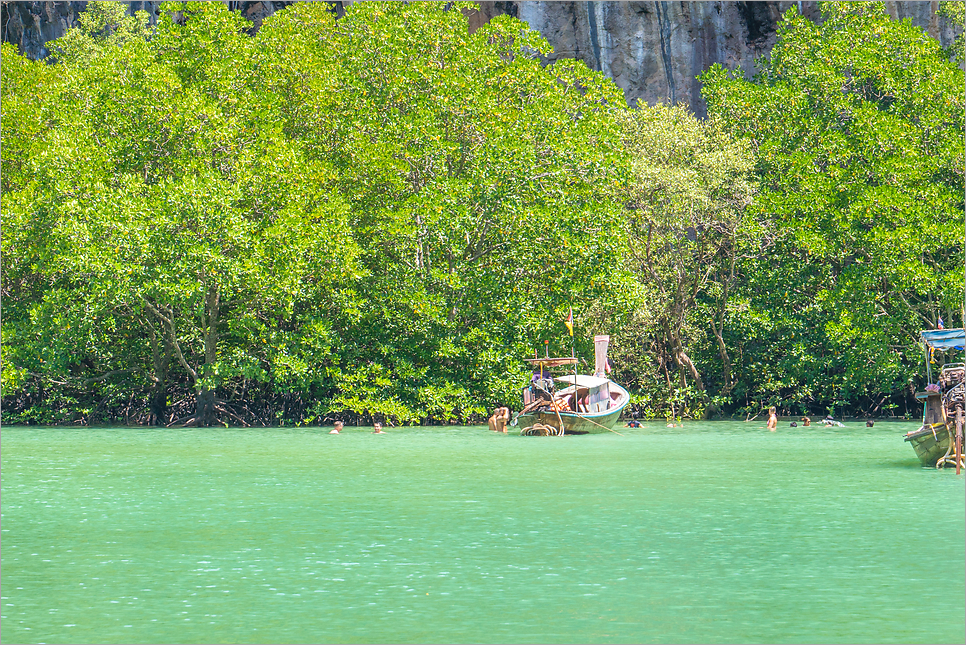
[575,414,625,436]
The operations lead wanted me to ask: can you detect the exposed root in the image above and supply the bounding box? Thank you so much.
[214,404,249,427]
[167,415,201,428]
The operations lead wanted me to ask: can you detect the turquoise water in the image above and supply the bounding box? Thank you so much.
[2,421,964,644]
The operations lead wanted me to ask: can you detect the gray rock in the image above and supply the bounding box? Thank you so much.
[1,1,959,114]
[476,1,960,114]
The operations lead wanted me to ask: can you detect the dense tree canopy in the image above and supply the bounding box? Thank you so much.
[2,1,962,425]
[2,1,627,425]
[614,105,760,419]
[699,1,965,416]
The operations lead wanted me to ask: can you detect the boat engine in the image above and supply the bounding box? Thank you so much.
[530,377,555,402]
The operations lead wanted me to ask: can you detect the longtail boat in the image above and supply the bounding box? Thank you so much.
[513,335,629,434]
[904,328,965,469]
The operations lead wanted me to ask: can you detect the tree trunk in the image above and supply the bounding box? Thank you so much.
[196,388,217,426]
[663,319,705,392]
[674,343,705,393]
[712,258,736,397]
[195,284,221,427]
[142,284,220,427]
[148,382,167,426]
[711,321,732,397]
[140,314,172,426]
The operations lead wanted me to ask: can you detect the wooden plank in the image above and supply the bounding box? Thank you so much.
[523,357,578,367]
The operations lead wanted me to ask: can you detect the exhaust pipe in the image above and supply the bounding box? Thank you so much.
[594,335,610,378]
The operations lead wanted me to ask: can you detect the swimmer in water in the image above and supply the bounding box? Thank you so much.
[488,407,510,433]
[329,421,343,434]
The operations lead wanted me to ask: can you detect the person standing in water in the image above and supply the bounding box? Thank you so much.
[767,407,778,432]
[373,422,385,434]
[488,407,510,433]
[329,421,344,434]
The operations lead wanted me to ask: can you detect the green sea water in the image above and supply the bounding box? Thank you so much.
[2,421,964,644]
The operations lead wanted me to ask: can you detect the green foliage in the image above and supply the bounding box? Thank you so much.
[2,1,627,425]
[250,2,629,423]
[938,0,965,62]
[3,0,961,425]
[6,1,365,426]
[700,1,965,414]
[616,104,759,417]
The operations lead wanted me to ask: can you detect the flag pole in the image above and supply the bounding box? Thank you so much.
[570,305,577,398]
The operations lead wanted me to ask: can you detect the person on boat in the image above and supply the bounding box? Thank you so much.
[330,421,343,435]
[767,407,778,431]
[531,367,554,399]
[625,419,642,428]
[488,407,510,433]
[801,416,811,427]
[373,422,385,434]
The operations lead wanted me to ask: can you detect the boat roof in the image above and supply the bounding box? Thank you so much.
[554,374,610,388]
[524,357,578,367]
[921,329,965,351]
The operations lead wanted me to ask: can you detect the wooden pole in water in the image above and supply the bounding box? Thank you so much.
[956,408,963,475]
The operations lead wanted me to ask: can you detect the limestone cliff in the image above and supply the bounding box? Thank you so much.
[469,1,959,114]
[0,1,297,57]
[1,1,959,114]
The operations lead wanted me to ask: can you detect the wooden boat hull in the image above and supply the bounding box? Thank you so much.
[904,424,953,466]
[517,383,629,434]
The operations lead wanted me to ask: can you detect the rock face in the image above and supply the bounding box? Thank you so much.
[471,1,959,115]
[2,1,959,114]
[0,1,298,58]
[1,1,89,60]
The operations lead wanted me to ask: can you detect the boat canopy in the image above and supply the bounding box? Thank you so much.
[921,329,965,351]
[555,374,610,388]
[524,357,578,367]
